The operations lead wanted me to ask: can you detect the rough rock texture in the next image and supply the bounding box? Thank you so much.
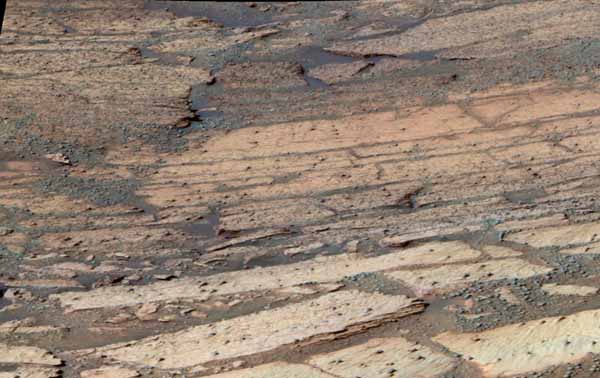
[92,291,424,368]
[52,241,477,311]
[0,344,62,365]
[309,337,456,377]
[435,310,600,376]
[3,1,600,377]
[80,367,140,378]
[202,363,331,378]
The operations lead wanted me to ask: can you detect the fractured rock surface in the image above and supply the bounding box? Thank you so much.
[93,291,424,368]
[309,337,456,378]
[435,309,600,376]
[202,363,331,378]
[0,344,62,365]
[3,0,600,377]
[52,241,477,311]
[387,258,551,294]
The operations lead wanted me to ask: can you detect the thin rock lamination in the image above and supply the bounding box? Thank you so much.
[93,291,424,369]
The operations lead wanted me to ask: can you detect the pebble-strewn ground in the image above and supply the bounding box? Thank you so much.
[2,1,600,377]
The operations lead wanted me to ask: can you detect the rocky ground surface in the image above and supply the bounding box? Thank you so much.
[2,0,600,377]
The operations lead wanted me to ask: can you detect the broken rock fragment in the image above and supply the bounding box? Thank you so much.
[135,303,160,321]
[44,153,71,165]
[507,222,600,248]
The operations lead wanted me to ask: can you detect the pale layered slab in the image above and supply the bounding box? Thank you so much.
[542,283,598,297]
[94,291,424,369]
[309,337,456,378]
[507,222,600,248]
[203,363,331,378]
[52,241,478,311]
[386,258,551,293]
[0,344,62,365]
[434,309,600,376]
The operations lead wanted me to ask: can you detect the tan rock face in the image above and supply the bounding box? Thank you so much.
[0,344,62,366]
[94,291,424,368]
[202,363,331,378]
[507,222,600,248]
[386,258,551,294]
[309,337,456,378]
[10,279,83,289]
[541,283,598,297]
[203,337,454,378]
[0,318,60,335]
[435,309,600,376]
[80,367,140,378]
[52,241,478,311]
